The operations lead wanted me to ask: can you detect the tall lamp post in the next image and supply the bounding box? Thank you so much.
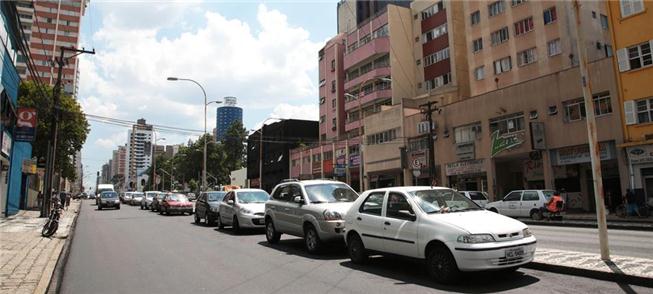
[345,76,391,192]
[251,117,287,190]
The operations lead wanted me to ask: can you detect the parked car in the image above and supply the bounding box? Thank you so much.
[151,192,166,212]
[141,191,160,210]
[217,189,270,233]
[194,191,227,225]
[98,191,121,210]
[159,193,194,215]
[186,192,197,201]
[265,179,359,253]
[130,192,144,206]
[485,190,557,220]
[344,186,536,284]
[121,192,132,204]
[459,191,489,208]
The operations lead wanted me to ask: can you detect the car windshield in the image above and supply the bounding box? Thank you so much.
[167,194,188,202]
[305,183,358,203]
[409,189,481,213]
[468,192,487,201]
[97,188,113,194]
[207,192,226,202]
[101,192,118,198]
[237,191,269,203]
[132,193,144,198]
[542,190,555,200]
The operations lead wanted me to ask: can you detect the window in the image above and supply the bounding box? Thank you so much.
[331,60,335,71]
[600,14,609,30]
[416,59,421,66]
[512,0,527,6]
[422,23,447,44]
[320,115,326,124]
[592,11,597,18]
[474,66,485,80]
[359,34,371,46]
[319,97,325,104]
[319,79,326,87]
[331,80,336,93]
[504,191,522,201]
[636,98,653,123]
[332,99,336,109]
[543,7,557,25]
[548,39,562,56]
[454,123,481,143]
[407,136,429,152]
[472,38,483,53]
[490,112,524,135]
[332,118,337,129]
[620,0,644,18]
[493,56,512,74]
[417,121,431,134]
[366,128,398,145]
[522,191,540,201]
[422,2,444,20]
[471,10,481,25]
[604,44,613,57]
[488,1,505,17]
[424,47,450,66]
[594,93,613,116]
[372,24,389,39]
[425,73,452,90]
[517,47,537,66]
[514,17,534,36]
[563,93,613,122]
[627,41,653,70]
[386,193,415,221]
[491,27,510,46]
[360,192,385,215]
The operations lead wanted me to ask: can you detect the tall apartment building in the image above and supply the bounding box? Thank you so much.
[215,96,243,142]
[606,0,653,201]
[15,0,88,97]
[126,119,153,191]
[72,150,83,193]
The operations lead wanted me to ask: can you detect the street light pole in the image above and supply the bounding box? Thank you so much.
[152,135,165,191]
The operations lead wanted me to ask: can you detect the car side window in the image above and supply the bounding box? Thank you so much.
[223,192,233,203]
[385,193,416,221]
[272,185,287,201]
[522,191,539,201]
[504,192,522,201]
[359,192,385,215]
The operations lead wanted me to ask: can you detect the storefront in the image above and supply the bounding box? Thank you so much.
[445,159,488,192]
[626,144,653,205]
[368,168,404,189]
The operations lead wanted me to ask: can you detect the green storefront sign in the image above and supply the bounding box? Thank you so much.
[490,130,524,157]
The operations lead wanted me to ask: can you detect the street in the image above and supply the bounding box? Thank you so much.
[60,201,651,294]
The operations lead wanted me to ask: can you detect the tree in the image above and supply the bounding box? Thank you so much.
[223,121,247,171]
[17,81,90,180]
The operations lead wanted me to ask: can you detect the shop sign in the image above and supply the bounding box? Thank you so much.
[554,142,613,165]
[456,143,475,161]
[15,108,37,142]
[1,130,11,157]
[627,145,653,164]
[445,159,485,176]
[22,159,37,174]
[349,154,360,166]
[312,161,321,174]
[323,159,333,174]
[335,155,347,168]
[490,130,524,157]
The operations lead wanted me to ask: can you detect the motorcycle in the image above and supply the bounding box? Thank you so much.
[42,197,62,237]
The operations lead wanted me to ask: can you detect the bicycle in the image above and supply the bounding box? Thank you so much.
[42,198,62,237]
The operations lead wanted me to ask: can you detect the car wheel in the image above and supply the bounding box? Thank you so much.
[207,215,216,227]
[530,209,543,221]
[117,205,121,210]
[489,208,498,213]
[426,246,460,284]
[194,213,200,224]
[265,219,281,244]
[347,233,368,264]
[304,224,322,254]
[98,205,102,210]
[233,216,241,234]
[216,214,224,229]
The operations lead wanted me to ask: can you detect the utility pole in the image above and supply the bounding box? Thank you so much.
[573,0,609,260]
[420,101,439,186]
[42,46,95,217]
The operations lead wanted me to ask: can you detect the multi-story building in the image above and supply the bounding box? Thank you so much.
[101,162,111,184]
[72,150,83,193]
[126,119,153,191]
[606,0,653,201]
[215,96,243,142]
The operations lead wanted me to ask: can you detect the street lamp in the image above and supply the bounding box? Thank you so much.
[251,117,287,190]
[153,136,166,191]
[344,76,391,192]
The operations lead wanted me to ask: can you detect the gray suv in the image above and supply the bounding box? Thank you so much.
[264,180,359,253]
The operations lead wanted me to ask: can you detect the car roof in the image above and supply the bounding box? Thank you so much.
[233,188,267,193]
[296,180,347,185]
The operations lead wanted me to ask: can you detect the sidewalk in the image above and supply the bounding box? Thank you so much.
[520,213,653,231]
[528,248,653,286]
[0,200,81,294]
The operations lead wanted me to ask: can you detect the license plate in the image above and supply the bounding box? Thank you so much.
[505,247,524,258]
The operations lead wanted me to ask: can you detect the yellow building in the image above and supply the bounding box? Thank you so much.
[606,0,653,197]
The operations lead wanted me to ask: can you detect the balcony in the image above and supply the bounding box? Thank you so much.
[345,66,391,91]
[344,89,392,112]
[344,37,390,69]
[345,119,362,132]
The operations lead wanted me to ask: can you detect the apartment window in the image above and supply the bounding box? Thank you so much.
[347,41,357,53]
[422,2,444,20]
[605,44,613,57]
[320,115,326,124]
[517,47,537,66]
[331,80,336,93]
[367,128,399,145]
[490,113,524,135]
[372,24,389,39]
[636,98,653,123]
[512,0,527,6]
[331,60,335,71]
[425,73,452,90]
[424,47,450,67]
[471,10,481,25]
[491,27,510,46]
[422,23,447,44]
[627,41,653,70]
[543,7,557,25]
[594,93,613,116]
[319,79,326,87]
[416,59,421,66]
[319,97,325,105]
[514,17,534,36]
[548,39,562,56]
[563,93,613,122]
[332,99,336,109]
[488,1,505,17]
[493,56,512,74]
[592,11,597,18]
[454,123,481,144]
[620,0,644,18]
[474,66,485,80]
[359,34,372,46]
[600,14,609,30]
[18,14,32,19]
[407,137,429,152]
[332,118,337,129]
[472,38,483,53]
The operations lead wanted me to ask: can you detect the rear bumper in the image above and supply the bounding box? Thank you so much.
[451,237,537,271]
[165,206,193,213]
[101,201,120,207]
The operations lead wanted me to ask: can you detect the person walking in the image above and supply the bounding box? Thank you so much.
[625,189,641,217]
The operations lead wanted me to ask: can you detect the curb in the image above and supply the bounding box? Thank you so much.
[521,220,653,232]
[525,262,653,287]
[43,202,82,294]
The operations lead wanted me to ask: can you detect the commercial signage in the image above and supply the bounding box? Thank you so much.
[349,154,360,166]
[529,122,546,150]
[445,159,485,176]
[1,130,11,157]
[628,145,653,165]
[335,155,346,176]
[554,142,613,166]
[490,130,524,157]
[15,108,37,142]
[456,143,475,161]
[22,159,36,174]
[409,150,428,170]
[312,161,321,174]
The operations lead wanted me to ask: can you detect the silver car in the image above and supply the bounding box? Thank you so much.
[130,192,144,206]
[98,191,120,210]
[217,189,270,233]
[141,191,160,210]
[264,180,359,254]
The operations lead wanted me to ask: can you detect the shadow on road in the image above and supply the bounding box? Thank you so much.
[340,257,540,293]
[257,240,348,260]
[212,227,265,236]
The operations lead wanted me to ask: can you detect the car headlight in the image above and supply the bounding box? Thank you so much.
[457,234,496,243]
[240,208,253,215]
[522,228,533,238]
[323,210,342,221]
[210,207,219,213]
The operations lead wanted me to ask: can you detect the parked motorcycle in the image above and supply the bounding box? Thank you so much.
[42,198,62,237]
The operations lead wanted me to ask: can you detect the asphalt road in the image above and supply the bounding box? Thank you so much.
[529,225,653,259]
[60,201,651,294]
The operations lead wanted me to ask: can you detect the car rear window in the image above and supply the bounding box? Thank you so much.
[469,192,487,201]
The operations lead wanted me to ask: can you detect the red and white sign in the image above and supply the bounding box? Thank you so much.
[17,108,37,128]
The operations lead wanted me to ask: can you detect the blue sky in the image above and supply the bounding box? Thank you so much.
[78,1,338,191]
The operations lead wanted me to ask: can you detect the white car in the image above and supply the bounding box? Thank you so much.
[343,186,536,284]
[485,190,556,220]
[459,191,489,208]
[217,189,270,233]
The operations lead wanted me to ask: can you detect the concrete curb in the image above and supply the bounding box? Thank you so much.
[525,262,653,287]
[521,220,653,231]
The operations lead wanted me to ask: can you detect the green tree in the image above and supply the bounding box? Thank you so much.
[223,121,247,171]
[171,134,230,190]
[17,81,90,180]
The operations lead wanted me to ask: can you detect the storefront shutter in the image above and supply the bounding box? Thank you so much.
[616,48,630,72]
[624,100,636,125]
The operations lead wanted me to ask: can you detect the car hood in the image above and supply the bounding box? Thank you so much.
[239,203,266,213]
[309,202,355,216]
[425,210,527,235]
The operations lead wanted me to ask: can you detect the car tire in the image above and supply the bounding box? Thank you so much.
[426,246,460,284]
[117,205,120,210]
[233,216,241,234]
[489,208,498,213]
[216,214,224,229]
[194,213,200,224]
[207,215,216,227]
[304,224,322,254]
[530,209,543,221]
[347,233,368,265]
[265,219,281,244]
[98,205,102,210]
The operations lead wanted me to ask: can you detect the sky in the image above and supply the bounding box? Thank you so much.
[79,0,339,191]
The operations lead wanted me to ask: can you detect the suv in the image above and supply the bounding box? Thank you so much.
[485,190,557,220]
[264,180,359,253]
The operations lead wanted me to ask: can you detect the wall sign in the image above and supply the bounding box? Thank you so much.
[628,145,653,165]
[1,130,11,157]
[445,159,485,176]
[490,130,524,157]
[554,142,613,166]
[15,108,37,142]
[456,143,475,161]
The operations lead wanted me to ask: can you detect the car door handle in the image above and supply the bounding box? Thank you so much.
[356,217,362,221]
[384,221,391,226]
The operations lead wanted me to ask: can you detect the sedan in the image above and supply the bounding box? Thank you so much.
[150,192,166,212]
[344,186,536,284]
[98,191,121,210]
[130,192,144,206]
[160,193,194,215]
[194,191,227,226]
[459,191,489,208]
[217,189,269,233]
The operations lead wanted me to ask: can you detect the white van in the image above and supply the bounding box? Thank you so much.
[96,184,115,204]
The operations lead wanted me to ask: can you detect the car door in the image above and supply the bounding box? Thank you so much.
[500,191,522,217]
[285,184,305,236]
[268,185,291,232]
[353,191,387,252]
[197,193,207,218]
[220,192,235,225]
[381,192,419,258]
[520,191,541,217]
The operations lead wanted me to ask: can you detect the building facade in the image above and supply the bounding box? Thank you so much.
[215,96,243,142]
[126,119,153,191]
[606,0,653,202]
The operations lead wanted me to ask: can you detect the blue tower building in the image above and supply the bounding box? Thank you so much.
[215,96,242,142]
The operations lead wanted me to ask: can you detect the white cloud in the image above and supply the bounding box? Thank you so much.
[94,131,127,149]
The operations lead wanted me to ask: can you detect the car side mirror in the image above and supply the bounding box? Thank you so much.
[227,200,234,205]
[293,196,304,204]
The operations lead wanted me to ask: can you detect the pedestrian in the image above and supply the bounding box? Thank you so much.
[64,192,71,209]
[37,191,43,210]
[625,189,641,217]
